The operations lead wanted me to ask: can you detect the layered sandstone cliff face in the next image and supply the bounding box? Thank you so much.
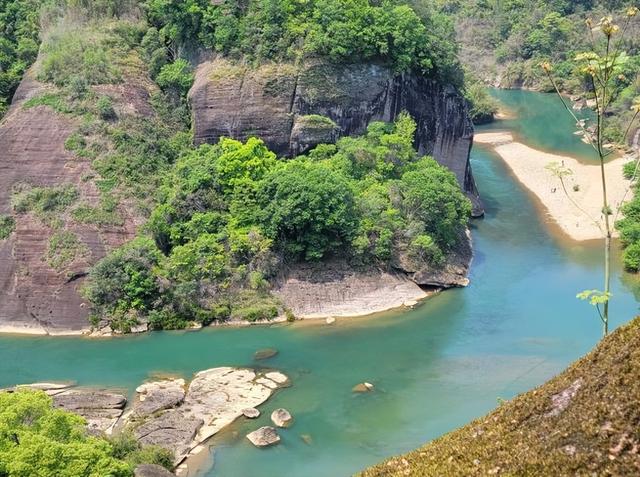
[189,59,483,216]
[0,72,148,334]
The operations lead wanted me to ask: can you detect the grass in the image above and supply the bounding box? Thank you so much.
[11,184,79,225]
[45,230,89,271]
[359,316,640,476]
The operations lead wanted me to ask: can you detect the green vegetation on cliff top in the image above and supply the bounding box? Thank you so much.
[360,314,640,476]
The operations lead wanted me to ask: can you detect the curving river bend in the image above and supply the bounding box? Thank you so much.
[1,90,638,477]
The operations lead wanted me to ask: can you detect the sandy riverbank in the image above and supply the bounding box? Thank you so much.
[475,131,633,241]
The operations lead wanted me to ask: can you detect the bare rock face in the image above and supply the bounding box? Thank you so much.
[134,410,204,460]
[190,59,483,216]
[273,259,429,319]
[128,379,186,421]
[246,426,281,447]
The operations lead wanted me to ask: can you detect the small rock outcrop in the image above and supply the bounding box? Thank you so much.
[189,59,483,216]
[52,389,127,433]
[352,382,375,393]
[129,379,186,420]
[246,426,281,447]
[270,408,293,428]
[254,348,278,361]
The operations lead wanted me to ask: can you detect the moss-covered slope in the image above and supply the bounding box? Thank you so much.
[360,317,640,476]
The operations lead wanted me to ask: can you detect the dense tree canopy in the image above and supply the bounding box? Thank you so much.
[145,0,462,81]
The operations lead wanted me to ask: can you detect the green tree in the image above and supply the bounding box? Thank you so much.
[258,161,358,260]
[0,390,132,477]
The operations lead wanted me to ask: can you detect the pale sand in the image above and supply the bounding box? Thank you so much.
[475,131,633,241]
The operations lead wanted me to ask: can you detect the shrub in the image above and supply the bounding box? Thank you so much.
[0,390,133,477]
[97,95,117,120]
[258,161,357,260]
[11,184,79,223]
[623,241,640,272]
[155,59,194,98]
[0,215,15,239]
[83,237,162,322]
[39,29,122,87]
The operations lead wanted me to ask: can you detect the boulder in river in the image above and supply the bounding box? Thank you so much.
[254,348,279,360]
[271,408,294,428]
[242,408,260,419]
[246,426,281,447]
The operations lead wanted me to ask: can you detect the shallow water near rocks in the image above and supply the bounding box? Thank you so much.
[1,90,639,477]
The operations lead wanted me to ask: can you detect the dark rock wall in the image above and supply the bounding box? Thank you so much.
[190,60,483,216]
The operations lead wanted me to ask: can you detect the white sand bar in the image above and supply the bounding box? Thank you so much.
[475,131,633,241]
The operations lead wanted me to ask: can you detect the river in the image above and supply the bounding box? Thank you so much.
[1,90,638,477]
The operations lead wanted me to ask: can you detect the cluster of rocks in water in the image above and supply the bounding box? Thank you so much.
[4,365,290,476]
[4,346,379,475]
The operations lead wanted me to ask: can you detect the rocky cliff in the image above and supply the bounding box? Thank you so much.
[189,59,483,216]
[0,72,149,334]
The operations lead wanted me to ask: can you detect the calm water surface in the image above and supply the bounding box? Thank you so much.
[0,90,638,477]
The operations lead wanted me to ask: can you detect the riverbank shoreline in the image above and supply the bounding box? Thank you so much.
[475,131,632,242]
[0,293,434,338]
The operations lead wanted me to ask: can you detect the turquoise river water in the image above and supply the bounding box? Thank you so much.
[0,90,638,477]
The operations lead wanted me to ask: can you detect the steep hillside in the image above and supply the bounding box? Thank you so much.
[0,0,482,334]
[360,316,640,476]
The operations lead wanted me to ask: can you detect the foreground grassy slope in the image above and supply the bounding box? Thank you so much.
[360,316,640,476]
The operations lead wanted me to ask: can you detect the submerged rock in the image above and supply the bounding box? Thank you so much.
[352,382,375,393]
[271,408,294,428]
[254,348,279,360]
[246,426,281,447]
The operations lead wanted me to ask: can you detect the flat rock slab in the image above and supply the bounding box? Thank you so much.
[134,410,204,461]
[52,389,127,433]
